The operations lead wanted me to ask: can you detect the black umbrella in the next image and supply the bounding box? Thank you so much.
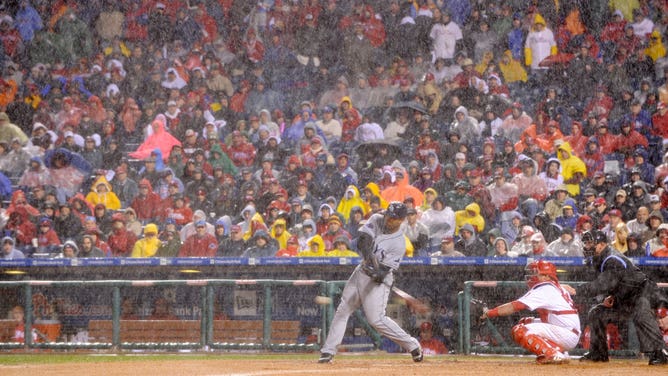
[354,139,404,166]
[392,101,428,114]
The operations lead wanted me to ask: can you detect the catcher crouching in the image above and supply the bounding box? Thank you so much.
[481,260,580,364]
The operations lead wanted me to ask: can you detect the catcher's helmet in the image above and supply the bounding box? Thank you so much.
[386,201,408,219]
[525,260,557,288]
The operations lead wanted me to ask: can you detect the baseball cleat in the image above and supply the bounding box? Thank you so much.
[411,346,423,362]
[537,351,570,364]
[579,352,609,363]
[318,352,333,363]
[648,348,668,365]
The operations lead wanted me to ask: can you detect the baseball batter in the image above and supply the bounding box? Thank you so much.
[481,260,580,364]
[318,202,422,363]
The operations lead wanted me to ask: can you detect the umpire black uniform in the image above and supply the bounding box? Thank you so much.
[576,230,667,365]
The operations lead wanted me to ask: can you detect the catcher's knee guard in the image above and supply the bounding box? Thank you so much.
[511,323,528,344]
[512,324,561,357]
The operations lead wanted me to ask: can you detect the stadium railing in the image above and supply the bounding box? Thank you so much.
[0,279,326,351]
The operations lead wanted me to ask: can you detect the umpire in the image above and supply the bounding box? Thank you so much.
[571,230,667,365]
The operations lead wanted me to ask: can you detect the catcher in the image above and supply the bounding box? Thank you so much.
[481,260,580,364]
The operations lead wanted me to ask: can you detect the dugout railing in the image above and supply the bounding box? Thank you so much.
[458,280,668,356]
[0,279,328,351]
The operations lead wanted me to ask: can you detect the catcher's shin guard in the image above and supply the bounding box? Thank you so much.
[512,324,562,358]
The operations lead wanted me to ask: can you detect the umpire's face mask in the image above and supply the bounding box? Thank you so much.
[582,238,595,258]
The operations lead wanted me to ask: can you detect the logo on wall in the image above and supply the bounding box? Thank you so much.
[233,290,258,316]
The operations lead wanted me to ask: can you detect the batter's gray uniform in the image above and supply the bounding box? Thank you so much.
[320,212,420,356]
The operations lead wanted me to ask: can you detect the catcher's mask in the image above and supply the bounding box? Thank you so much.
[525,260,557,288]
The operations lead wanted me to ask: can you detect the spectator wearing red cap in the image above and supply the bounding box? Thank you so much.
[418,321,448,355]
[35,217,61,255]
[275,235,301,257]
[130,179,162,223]
[178,219,218,257]
[107,213,138,257]
[588,196,608,227]
[190,187,215,217]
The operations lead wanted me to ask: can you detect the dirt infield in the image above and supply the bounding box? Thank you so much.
[1,353,667,376]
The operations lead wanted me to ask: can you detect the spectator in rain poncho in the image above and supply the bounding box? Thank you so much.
[454,202,485,236]
[238,204,268,242]
[43,148,92,202]
[179,209,215,242]
[336,185,367,224]
[499,103,533,143]
[161,68,187,90]
[544,228,583,257]
[129,117,182,161]
[511,156,548,221]
[299,234,326,257]
[0,112,29,147]
[509,225,535,257]
[420,196,455,253]
[130,223,161,257]
[354,122,384,142]
[556,141,587,197]
[85,175,121,211]
[381,167,424,205]
[18,156,51,192]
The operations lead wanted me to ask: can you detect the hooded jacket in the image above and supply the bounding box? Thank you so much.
[299,234,326,257]
[512,156,548,201]
[0,237,24,259]
[129,117,182,160]
[455,203,486,235]
[454,223,487,257]
[557,142,587,196]
[131,223,161,257]
[336,185,367,223]
[421,197,455,250]
[524,13,557,69]
[130,178,162,221]
[208,142,238,176]
[270,218,292,250]
[452,106,480,145]
[85,176,121,210]
[242,230,278,257]
[491,236,511,257]
[381,167,425,205]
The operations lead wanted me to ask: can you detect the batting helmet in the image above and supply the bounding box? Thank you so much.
[386,201,408,219]
[525,260,557,288]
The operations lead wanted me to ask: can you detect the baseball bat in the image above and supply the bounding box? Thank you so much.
[391,286,430,314]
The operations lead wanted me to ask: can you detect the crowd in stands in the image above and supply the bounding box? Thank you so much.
[2,0,668,260]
